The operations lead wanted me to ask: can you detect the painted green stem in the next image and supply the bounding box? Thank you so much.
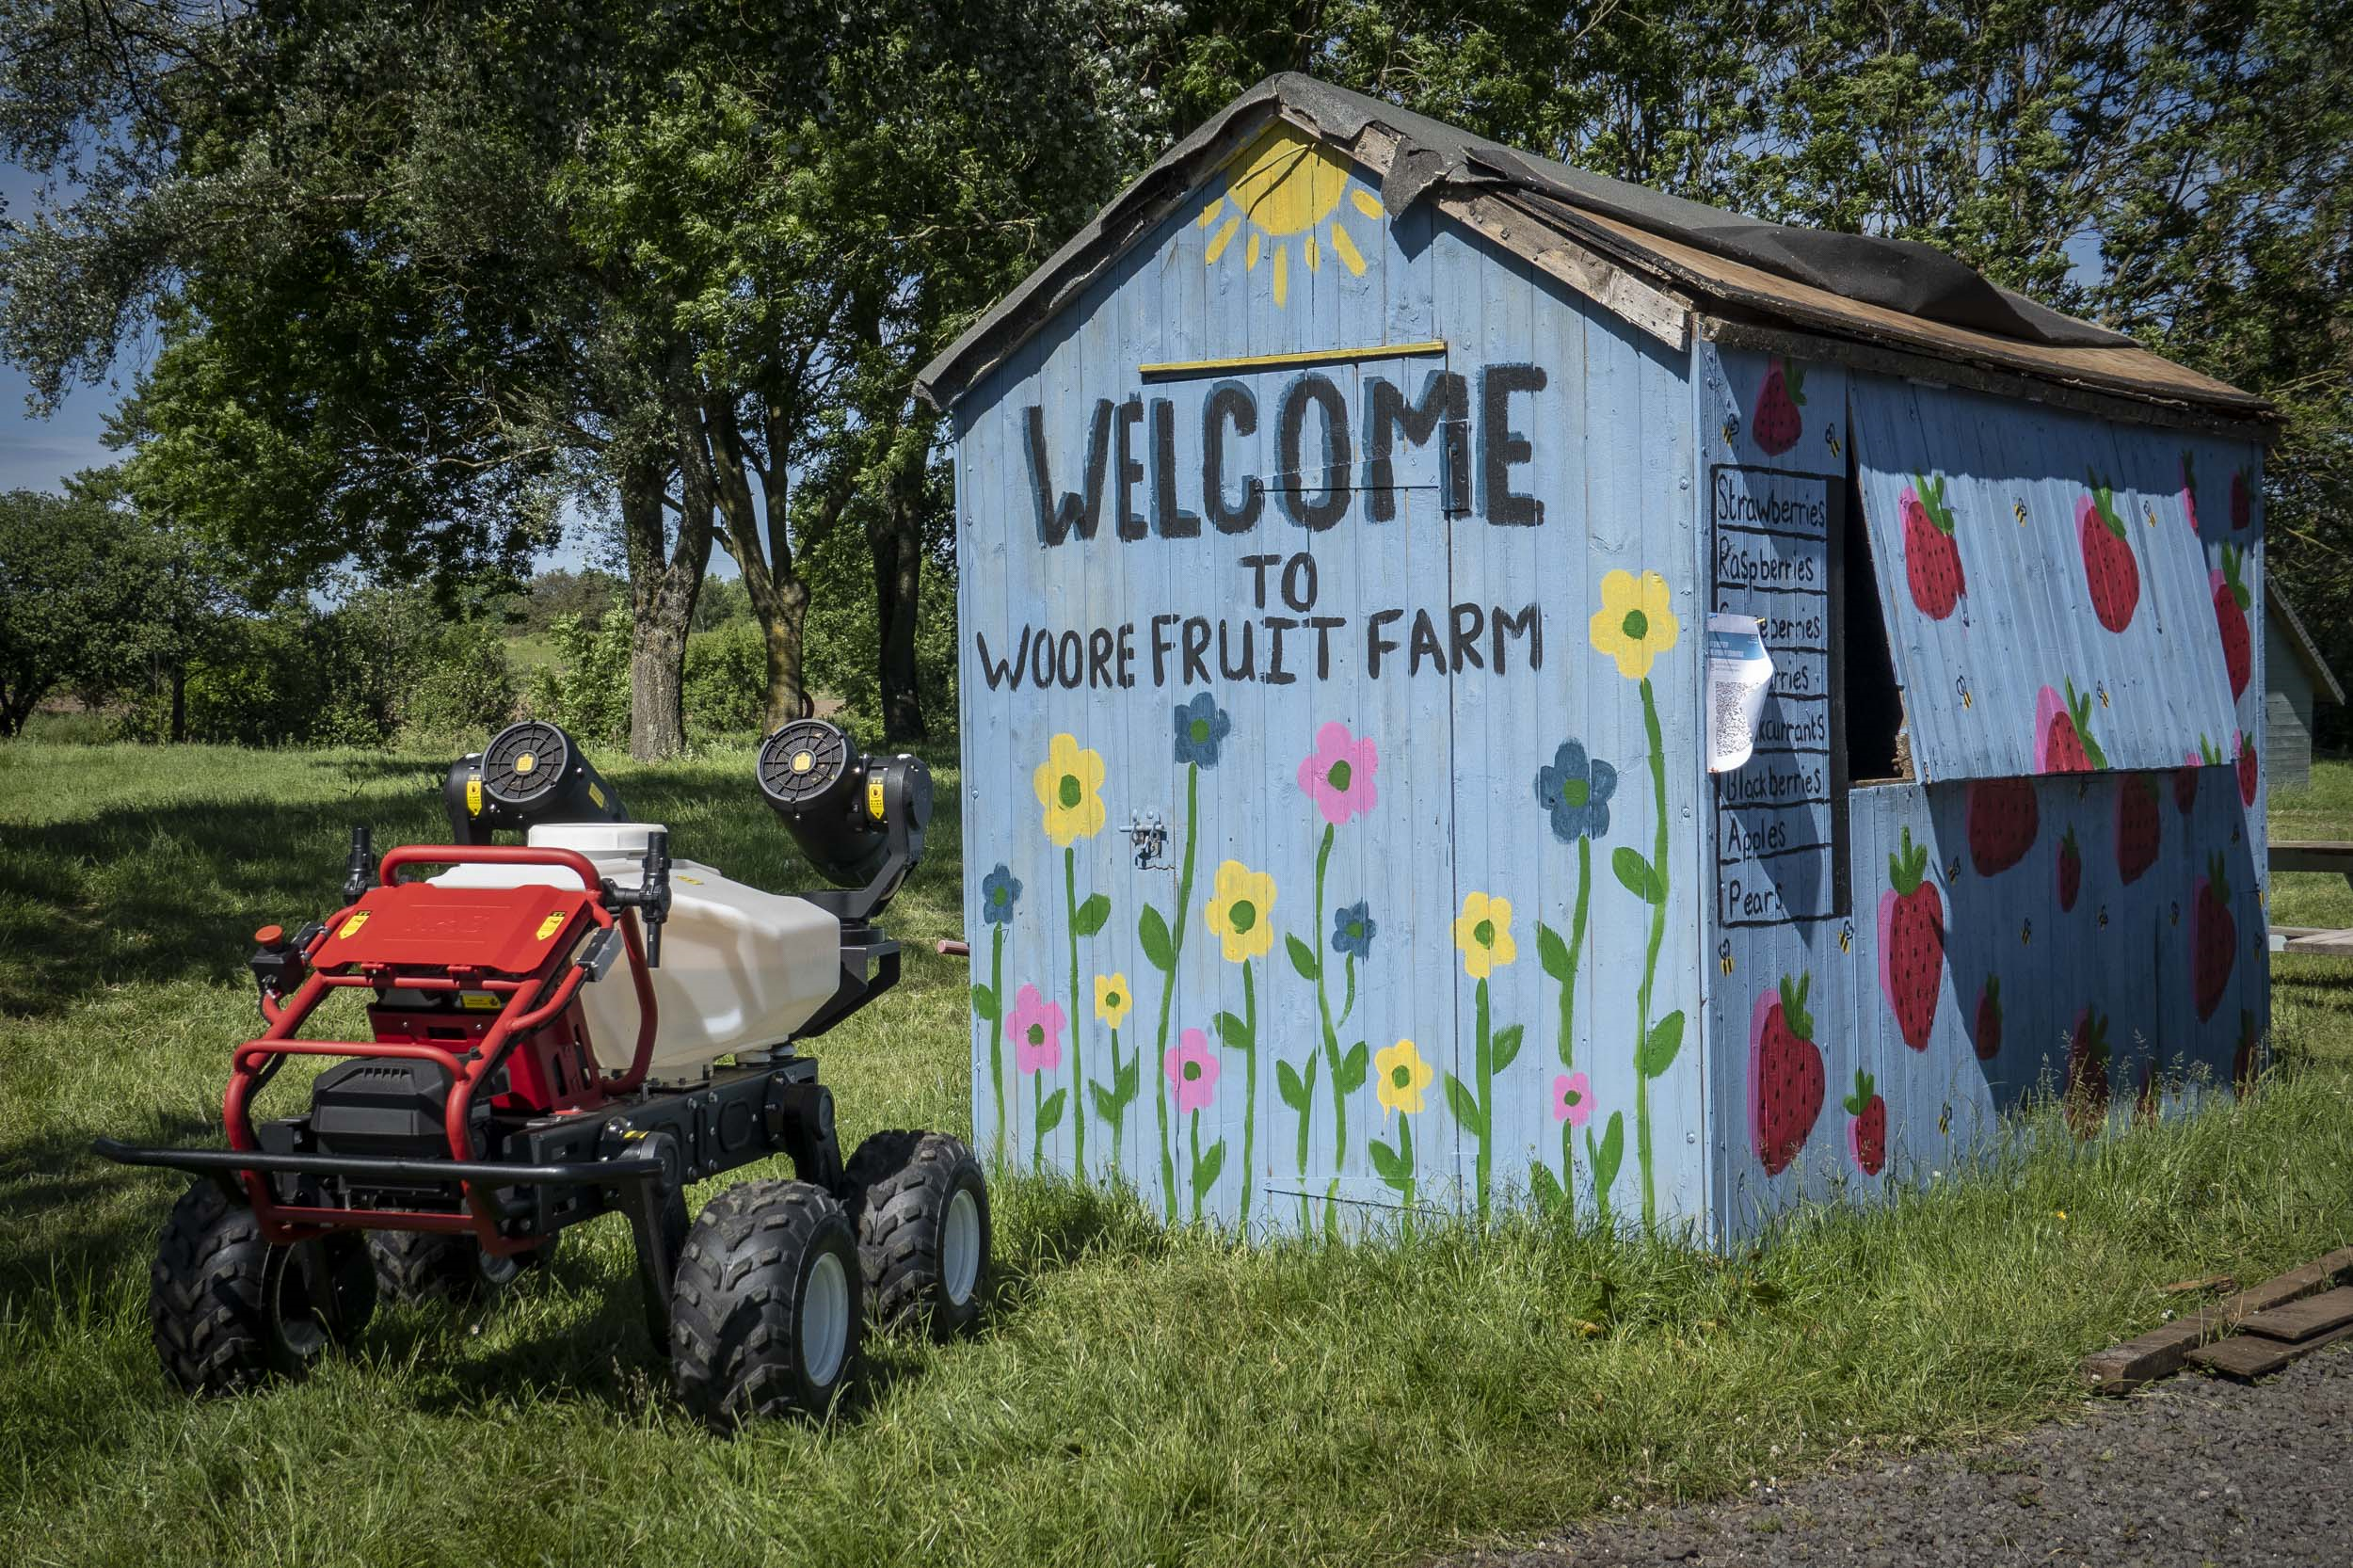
[1558,836,1591,1217]
[1150,763,1200,1223]
[1312,824,1348,1162]
[1064,844,1085,1175]
[1636,678,1667,1230]
[1473,977,1493,1223]
[1105,1028,1125,1169]
[1187,1109,1205,1224]
[988,924,1006,1161]
[1240,959,1257,1228]
[1031,1066,1045,1176]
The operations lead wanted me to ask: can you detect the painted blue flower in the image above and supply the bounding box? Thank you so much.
[1535,740,1617,843]
[1172,691,1233,768]
[1331,901,1376,960]
[981,863,1023,926]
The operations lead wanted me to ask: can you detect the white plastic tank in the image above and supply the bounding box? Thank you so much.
[427,823,842,1080]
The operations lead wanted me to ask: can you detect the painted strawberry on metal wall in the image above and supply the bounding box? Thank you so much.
[2034,680,2107,773]
[2230,465,2253,532]
[1880,825,1944,1051]
[1965,776,2038,875]
[2065,1006,2111,1139]
[2180,452,2201,534]
[2057,827,2083,912]
[1974,975,2003,1062]
[1900,473,1965,619]
[2176,742,2218,813]
[1753,358,1806,456]
[2077,474,2140,633]
[2115,773,2162,886]
[2212,543,2252,699]
[1844,1069,1886,1176]
[1750,972,1824,1176]
[2193,854,2236,1022]
[2235,730,2258,807]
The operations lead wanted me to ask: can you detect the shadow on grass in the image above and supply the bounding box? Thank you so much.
[0,1114,216,1328]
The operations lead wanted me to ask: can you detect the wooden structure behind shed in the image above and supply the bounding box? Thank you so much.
[919,74,2276,1242]
[2265,584,2342,791]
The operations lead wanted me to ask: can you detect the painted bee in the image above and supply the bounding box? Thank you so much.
[1938,1103,1952,1137]
[1955,675,1973,711]
[2097,904,2109,928]
[1717,938,1736,976]
[1722,418,1740,449]
[2170,901,2181,925]
[1837,923,1853,954]
[2014,497,2030,527]
[2144,503,2159,530]
[2097,682,2111,709]
[1825,425,1842,458]
[1945,856,1963,883]
[2021,918,2033,945]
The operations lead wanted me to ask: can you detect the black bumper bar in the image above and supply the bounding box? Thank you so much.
[90,1135,665,1188]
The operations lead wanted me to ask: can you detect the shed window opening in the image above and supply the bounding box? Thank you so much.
[1841,460,1909,783]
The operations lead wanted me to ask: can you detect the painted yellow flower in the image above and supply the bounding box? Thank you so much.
[1452,890,1517,979]
[1375,1038,1433,1120]
[1203,858,1277,964]
[1094,972,1132,1030]
[1588,568,1681,681]
[1033,732,1106,846]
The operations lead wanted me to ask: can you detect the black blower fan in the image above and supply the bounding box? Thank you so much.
[757,718,930,922]
[442,720,629,844]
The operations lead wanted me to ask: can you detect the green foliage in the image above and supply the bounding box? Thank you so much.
[681,619,768,739]
[520,569,627,636]
[801,511,959,741]
[526,607,633,748]
[0,489,161,735]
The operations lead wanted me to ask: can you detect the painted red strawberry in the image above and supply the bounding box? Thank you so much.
[2181,452,2201,535]
[1845,1068,1887,1176]
[2077,474,2140,633]
[1974,975,2003,1062]
[1966,776,2038,875]
[2212,542,2251,699]
[2115,773,2161,886]
[2230,465,2252,532]
[1753,359,1806,456]
[2236,729,2258,807]
[2034,680,2108,774]
[2065,1006,2111,1139]
[1750,972,1824,1176]
[1901,474,1965,619]
[2193,853,2236,1021]
[2233,1009,2259,1093]
[2057,827,2082,911]
[1879,826,1944,1051]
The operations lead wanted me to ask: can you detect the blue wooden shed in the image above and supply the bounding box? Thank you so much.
[915,75,2276,1241]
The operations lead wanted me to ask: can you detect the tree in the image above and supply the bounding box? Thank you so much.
[0,488,162,735]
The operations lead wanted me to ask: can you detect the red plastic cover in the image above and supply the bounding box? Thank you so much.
[314,882,592,976]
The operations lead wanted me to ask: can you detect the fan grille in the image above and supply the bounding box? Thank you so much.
[759,719,853,808]
[483,721,570,807]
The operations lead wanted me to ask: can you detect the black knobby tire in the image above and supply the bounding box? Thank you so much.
[669,1179,862,1432]
[367,1228,561,1306]
[840,1129,991,1339]
[150,1179,374,1397]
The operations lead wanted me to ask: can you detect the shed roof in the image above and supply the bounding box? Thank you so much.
[917,73,2270,434]
[2269,580,2345,705]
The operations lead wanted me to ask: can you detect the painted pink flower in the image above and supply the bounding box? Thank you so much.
[1005,984,1064,1076]
[1552,1071,1593,1128]
[1297,720,1379,826]
[1164,1027,1220,1113]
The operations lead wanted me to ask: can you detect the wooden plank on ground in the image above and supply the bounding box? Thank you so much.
[2238,1286,2353,1344]
[2079,1246,2353,1394]
[2185,1319,2353,1382]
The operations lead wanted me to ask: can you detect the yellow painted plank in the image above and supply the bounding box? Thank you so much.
[1138,339,1448,379]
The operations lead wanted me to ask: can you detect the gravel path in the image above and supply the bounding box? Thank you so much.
[1469,1344,2352,1567]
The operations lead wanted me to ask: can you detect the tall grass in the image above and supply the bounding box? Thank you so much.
[2,740,2349,1568]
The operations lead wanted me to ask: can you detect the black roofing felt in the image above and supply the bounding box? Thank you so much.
[916,72,2132,410]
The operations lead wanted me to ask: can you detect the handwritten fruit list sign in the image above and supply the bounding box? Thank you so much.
[1710,466,1836,926]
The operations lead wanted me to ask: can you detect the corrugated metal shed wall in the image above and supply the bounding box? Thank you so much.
[1700,342,2269,1240]
[952,124,1705,1235]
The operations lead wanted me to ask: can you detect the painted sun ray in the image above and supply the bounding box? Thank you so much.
[1350,188,1383,219]
[1273,242,1289,307]
[1207,122,1374,309]
[1205,215,1241,264]
[1247,232,1261,270]
[1329,221,1366,278]
[1305,234,1321,272]
[1197,197,1225,230]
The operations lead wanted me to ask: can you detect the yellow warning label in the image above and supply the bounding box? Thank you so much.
[534,909,568,941]
[465,774,483,817]
[866,777,886,820]
[676,874,702,886]
[336,912,369,939]
[460,991,499,1011]
[587,780,605,808]
[516,750,537,776]
[792,750,814,774]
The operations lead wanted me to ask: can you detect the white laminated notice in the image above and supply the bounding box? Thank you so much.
[1706,613,1774,775]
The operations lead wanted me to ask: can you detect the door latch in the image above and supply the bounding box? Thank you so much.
[1125,814,1170,871]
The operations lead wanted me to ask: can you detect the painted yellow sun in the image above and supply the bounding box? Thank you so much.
[1199,123,1383,308]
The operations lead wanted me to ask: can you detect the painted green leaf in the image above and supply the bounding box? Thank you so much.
[1113,1050,1141,1097]
[1537,921,1573,982]
[1275,1057,1309,1109]
[1213,1010,1249,1051]
[1036,1087,1067,1136]
[1337,1040,1369,1091]
[1444,1073,1487,1139]
[1139,905,1174,971]
[1072,893,1112,937]
[1611,847,1662,904]
[1639,1010,1687,1079]
[1287,933,1319,982]
[1193,1140,1226,1191]
[1491,1022,1526,1074]
[1529,1160,1567,1216]
[1089,1081,1125,1123]
[970,983,1000,1021]
[1322,1179,1342,1242]
[1589,1110,1625,1192]
[1368,1136,1407,1183]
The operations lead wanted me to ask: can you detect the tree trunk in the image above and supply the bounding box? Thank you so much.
[872,453,927,743]
[168,665,186,744]
[617,449,711,761]
[701,389,832,733]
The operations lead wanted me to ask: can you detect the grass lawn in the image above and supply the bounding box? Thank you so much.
[3,740,2350,1568]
